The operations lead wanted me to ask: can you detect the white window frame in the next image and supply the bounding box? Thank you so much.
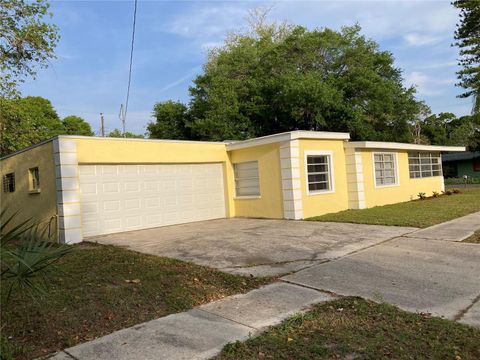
[408,152,442,179]
[233,161,261,199]
[304,150,335,195]
[372,152,400,188]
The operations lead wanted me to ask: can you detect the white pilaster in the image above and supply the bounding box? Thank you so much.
[53,138,83,244]
[280,140,303,219]
[345,147,366,209]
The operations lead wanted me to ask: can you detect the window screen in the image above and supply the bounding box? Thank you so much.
[408,152,442,178]
[306,155,332,192]
[234,161,260,197]
[374,153,397,186]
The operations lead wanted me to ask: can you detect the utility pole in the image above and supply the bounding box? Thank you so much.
[119,104,126,137]
[100,113,105,137]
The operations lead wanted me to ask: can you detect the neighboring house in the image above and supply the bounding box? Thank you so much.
[442,152,480,178]
[0,131,464,244]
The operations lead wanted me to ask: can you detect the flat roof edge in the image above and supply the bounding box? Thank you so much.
[57,135,227,145]
[345,141,466,152]
[226,131,350,151]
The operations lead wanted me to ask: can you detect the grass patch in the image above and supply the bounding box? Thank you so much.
[308,188,480,228]
[216,297,480,360]
[463,231,480,244]
[0,242,271,359]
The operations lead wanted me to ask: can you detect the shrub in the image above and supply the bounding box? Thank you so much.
[432,191,440,198]
[452,188,462,194]
[442,190,453,196]
[418,192,427,200]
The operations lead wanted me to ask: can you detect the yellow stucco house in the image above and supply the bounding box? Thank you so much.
[0,131,464,243]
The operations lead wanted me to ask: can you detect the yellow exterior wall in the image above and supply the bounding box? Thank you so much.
[0,142,58,238]
[361,149,443,207]
[299,139,350,218]
[229,143,283,219]
[72,137,235,217]
[73,138,228,164]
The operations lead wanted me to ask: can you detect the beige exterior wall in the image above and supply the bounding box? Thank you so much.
[0,141,58,239]
[299,139,350,218]
[361,149,444,207]
[228,143,284,219]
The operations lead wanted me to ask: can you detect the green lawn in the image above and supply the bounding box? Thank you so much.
[308,188,480,228]
[0,242,271,360]
[464,231,480,244]
[216,297,480,360]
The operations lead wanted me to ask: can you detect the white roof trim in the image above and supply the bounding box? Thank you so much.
[226,131,350,151]
[57,135,226,145]
[345,141,465,152]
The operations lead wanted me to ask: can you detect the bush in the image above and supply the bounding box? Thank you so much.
[418,192,427,200]
[443,190,453,195]
[452,188,462,194]
[432,191,440,198]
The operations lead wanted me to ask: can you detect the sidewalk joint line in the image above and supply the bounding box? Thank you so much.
[196,308,258,331]
[63,350,80,360]
[279,279,342,298]
[453,293,480,321]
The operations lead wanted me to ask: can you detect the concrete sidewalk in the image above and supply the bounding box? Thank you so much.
[404,211,480,242]
[51,212,480,359]
[284,212,480,327]
[51,283,334,360]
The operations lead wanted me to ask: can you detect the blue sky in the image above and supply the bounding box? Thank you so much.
[20,0,473,135]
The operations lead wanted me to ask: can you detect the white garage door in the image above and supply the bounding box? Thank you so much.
[79,163,226,237]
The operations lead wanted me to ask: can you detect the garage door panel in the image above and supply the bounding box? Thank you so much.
[79,163,226,236]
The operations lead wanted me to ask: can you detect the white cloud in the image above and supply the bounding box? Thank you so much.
[165,4,247,39]
[404,71,454,97]
[404,33,442,47]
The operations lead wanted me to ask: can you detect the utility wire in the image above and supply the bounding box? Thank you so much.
[123,0,138,133]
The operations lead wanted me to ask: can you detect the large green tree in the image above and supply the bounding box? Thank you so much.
[184,23,424,142]
[0,96,94,156]
[453,0,480,114]
[62,115,94,136]
[0,0,59,97]
[148,100,190,139]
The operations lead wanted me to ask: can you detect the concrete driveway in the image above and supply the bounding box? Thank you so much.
[283,212,480,325]
[89,218,415,276]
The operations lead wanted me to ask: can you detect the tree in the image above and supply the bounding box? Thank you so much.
[0,96,94,156]
[0,0,59,97]
[108,129,144,138]
[414,112,480,151]
[148,100,190,140]
[0,96,63,155]
[62,116,94,136]
[185,21,425,142]
[453,0,480,114]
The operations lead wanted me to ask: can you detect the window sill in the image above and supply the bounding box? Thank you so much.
[29,189,41,194]
[234,195,261,200]
[307,190,335,196]
[374,183,400,189]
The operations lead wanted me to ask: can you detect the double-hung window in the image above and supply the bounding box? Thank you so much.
[408,152,442,178]
[306,153,333,194]
[234,161,260,197]
[374,153,397,186]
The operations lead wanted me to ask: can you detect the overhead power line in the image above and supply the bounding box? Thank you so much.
[121,0,138,136]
